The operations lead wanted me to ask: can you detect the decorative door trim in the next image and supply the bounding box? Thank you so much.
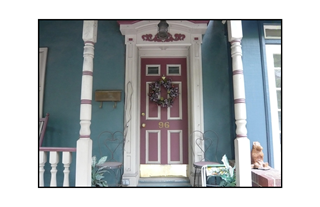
[120,21,208,186]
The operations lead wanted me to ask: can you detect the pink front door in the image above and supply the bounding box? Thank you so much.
[140,58,188,165]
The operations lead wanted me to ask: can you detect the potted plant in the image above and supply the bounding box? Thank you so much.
[91,156,109,187]
[218,154,236,187]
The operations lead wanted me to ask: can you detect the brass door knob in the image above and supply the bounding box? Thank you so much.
[141,112,145,116]
[142,123,146,128]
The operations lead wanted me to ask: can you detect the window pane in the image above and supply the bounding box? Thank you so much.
[168,66,180,75]
[274,69,281,87]
[265,29,281,38]
[273,54,281,67]
[148,67,159,75]
[277,90,281,109]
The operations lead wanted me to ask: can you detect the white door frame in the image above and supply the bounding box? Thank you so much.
[119,21,208,186]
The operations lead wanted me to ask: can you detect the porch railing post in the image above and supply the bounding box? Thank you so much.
[75,20,98,187]
[62,151,72,187]
[49,151,59,187]
[227,20,252,186]
[39,151,47,187]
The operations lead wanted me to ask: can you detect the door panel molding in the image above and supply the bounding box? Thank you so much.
[146,82,161,120]
[167,130,183,164]
[167,82,182,120]
[146,130,161,164]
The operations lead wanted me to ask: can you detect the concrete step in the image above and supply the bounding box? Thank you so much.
[138,177,192,187]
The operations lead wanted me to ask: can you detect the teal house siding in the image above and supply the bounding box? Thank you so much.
[202,20,235,162]
[90,20,125,186]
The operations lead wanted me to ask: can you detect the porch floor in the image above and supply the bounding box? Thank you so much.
[137,177,192,187]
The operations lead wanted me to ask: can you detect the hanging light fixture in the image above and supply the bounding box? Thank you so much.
[157,20,169,41]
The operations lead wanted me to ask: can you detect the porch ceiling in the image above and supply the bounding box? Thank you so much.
[117,20,209,25]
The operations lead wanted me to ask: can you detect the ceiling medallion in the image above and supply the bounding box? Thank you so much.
[142,33,186,42]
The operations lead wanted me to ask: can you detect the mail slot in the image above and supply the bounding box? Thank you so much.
[95,90,121,102]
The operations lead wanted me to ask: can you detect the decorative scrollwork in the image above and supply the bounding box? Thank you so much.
[142,33,185,42]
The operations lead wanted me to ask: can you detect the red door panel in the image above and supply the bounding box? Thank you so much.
[140,58,188,165]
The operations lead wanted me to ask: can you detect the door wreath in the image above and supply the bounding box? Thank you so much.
[149,76,179,107]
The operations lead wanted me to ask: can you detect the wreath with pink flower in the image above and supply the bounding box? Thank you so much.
[149,76,179,107]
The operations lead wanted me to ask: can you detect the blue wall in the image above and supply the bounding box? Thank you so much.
[242,20,274,167]
[202,20,236,162]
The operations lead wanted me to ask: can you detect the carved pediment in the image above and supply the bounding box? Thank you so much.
[119,20,208,45]
[142,33,186,42]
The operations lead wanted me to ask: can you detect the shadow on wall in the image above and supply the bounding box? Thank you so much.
[202,20,235,161]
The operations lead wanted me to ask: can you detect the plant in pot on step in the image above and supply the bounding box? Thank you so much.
[92,156,109,187]
[218,154,236,187]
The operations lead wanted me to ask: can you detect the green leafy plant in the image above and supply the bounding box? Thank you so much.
[91,156,109,187]
[219,154,236,187]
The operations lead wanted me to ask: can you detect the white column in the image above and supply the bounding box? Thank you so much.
[49,151,59,187]
[76,20,97,187]
[189,35,205,186]
[62,152,72,187]
[189,35,204,138]
[39,151,47,187]
[122,35,140,186]
[227,20,252,186]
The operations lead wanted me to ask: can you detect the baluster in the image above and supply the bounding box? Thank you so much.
[62,152,72,187]
[39,151,47,187]
[49,151,59,187]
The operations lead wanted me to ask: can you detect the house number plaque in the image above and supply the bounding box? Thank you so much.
[159,122,170,128]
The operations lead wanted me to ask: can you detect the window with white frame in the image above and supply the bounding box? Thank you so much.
[264,25,281,170]
[39,48,48,118]
[266,45,281,141]
[264,25,281,39]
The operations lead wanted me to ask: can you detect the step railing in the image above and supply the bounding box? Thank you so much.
[39,147,76,187]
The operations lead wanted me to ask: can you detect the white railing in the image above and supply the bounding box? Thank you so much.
[39,147,76,187]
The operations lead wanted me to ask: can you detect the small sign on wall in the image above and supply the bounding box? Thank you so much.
[95,90,121,102]
[95,90,121,108]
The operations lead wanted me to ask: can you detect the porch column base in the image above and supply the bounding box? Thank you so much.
[234,137,252,186]
[122,172,139,187]
[75,138,92,186]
